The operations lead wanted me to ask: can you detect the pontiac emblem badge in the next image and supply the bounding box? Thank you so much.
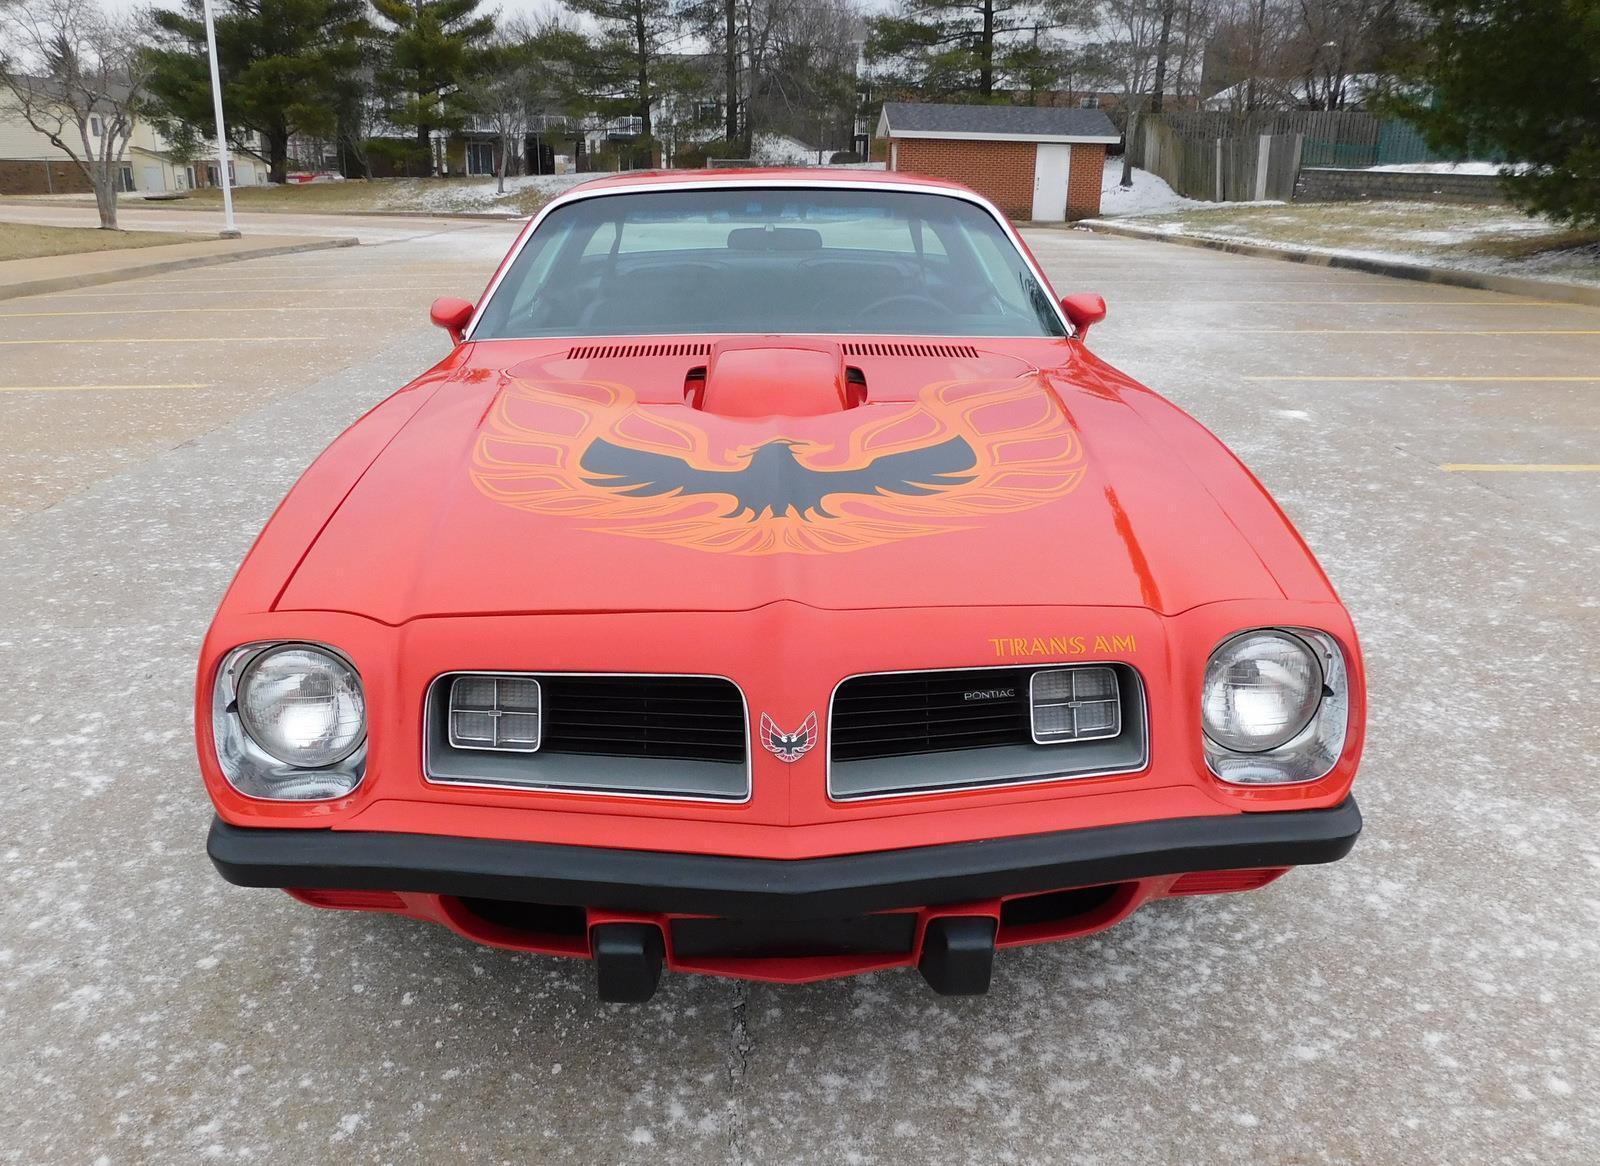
[759,712,818,763]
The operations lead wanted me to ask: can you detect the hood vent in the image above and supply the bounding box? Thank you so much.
[842,342,980,359]
[568,342,713,360]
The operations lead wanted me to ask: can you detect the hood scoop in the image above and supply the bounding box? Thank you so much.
[688,339,865,418]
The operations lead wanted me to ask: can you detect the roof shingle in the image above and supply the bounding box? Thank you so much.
[880,102,1120,142]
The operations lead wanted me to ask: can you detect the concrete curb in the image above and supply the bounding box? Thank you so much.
[0,236,359,302]
[1070,219,1600,308]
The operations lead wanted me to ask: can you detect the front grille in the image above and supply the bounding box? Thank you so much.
[828,664,1148,801]
[539,675,746,763]
[831,667,1034,762]
[425,673,749,801]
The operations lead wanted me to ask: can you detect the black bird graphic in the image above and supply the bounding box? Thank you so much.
[578,435,979,520]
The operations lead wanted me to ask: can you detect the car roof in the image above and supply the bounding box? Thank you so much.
[560,167,974,196]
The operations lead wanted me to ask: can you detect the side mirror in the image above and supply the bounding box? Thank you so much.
[429,297,475,344]
[1060,293,1107,339]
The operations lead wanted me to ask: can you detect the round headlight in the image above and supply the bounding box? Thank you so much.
[237,645,366,768]
[1202,630,1323,754]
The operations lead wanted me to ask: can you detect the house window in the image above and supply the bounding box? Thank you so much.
[227,161,235,184]
[118,164,134,192]
[90,115,104,136]
[466,142,495,175]
[206,163,219,187]
[1079,95,1101,109]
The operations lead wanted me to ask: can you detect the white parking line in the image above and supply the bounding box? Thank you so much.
[0,383,210,393]
[0,336,329,345]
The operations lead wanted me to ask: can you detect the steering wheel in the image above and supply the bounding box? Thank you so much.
[857,293,953,323]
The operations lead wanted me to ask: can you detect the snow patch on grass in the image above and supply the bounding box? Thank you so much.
[1096,166,1283,218]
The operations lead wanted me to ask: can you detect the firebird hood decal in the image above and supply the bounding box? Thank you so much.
[469,377,1085,555]
[273,351,1294,619]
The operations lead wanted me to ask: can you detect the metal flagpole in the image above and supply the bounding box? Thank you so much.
[201,0,240,238]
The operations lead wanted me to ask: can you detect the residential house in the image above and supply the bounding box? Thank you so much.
[1,79,268,196]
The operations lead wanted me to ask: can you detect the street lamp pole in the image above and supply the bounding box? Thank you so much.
[201,0,239,238]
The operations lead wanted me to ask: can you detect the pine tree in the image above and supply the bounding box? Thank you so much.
[146,0,367,184]
[1397,0,1600,225]
[567,0,675,145]
[867,0,1073,100]
[370,0,496,173]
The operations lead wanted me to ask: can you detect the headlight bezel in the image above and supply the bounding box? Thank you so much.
[212,640,368,802]
[1202,626,1350,786]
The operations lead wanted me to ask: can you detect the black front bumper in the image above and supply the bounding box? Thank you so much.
[208,797,1360,919]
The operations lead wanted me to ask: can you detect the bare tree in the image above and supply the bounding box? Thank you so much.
[465,23,539,194]
[1099,0,1163,186]
[0,0,150,229]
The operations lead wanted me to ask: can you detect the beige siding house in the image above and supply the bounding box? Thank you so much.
[0,89,268,196]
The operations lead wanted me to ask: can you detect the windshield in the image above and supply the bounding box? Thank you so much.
[471,187,1067,339]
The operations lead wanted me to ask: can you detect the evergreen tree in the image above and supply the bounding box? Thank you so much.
[1396,0,1600,225]
[867,0,1078,100]
[370,0,496,172]
[562,0,677,158]
[146,0,366,184]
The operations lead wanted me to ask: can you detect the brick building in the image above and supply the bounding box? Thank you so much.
[875,103,1120,221]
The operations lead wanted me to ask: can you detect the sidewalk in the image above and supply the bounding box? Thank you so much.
[0,234,358,301]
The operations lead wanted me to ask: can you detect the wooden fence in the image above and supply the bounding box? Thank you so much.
[1134,110,1484,174]
[1141,119,1304,201]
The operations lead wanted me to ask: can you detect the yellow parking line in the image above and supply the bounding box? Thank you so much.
[1133,300,1579,306]
[0,383,209,393]
[0,306,397,317]
[1243,375,1600,382]
[1230,329,1600,335]
[0,336,329,345]
[1442,464,1600,472]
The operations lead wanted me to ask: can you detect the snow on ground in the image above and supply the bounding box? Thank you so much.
[752,133,826,165]
[402,172,592,213]
[1365,161,1525,175]
[1088,200,1600,288]
[1096,165,1282,218]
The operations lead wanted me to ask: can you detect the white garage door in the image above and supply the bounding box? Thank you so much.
[139,165,164,193]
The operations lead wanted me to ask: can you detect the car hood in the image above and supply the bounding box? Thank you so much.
[275,343,1287,622]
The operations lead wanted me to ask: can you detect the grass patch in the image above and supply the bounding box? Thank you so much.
[0,222,198,262]
[130,176,582,217]
[1130,200,1600,284]
[1470,226,1600,259]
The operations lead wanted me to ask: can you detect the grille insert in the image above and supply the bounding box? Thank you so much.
[827,664,1148,801]
[831,668,1034,762]
[539,675,746,763]
[425,673,749,801]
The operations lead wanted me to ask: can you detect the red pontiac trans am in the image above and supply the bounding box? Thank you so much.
[200,170,1363,1001]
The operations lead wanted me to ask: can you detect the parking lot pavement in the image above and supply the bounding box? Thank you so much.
[2,224,1597,1165]
[0,218,519,525]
